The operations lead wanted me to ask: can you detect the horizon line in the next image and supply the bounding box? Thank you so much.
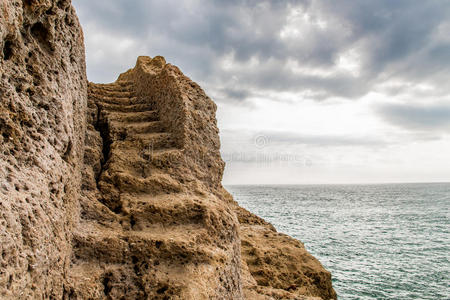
[224,181,450,186]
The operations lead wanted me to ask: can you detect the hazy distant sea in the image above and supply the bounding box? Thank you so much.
[226,183,450,300]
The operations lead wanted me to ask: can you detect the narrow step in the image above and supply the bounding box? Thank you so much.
[100,170,183,194]
[121,121,164,135]
[99,102,153,113]
[140,148,183,169]
[106,110,159,123]
[102,147,180,177]
[95,86,134,93]
[72,224,129,264]
[130,132,177,149]
[90,95,140,106]
[72,222,220,264]
[91,82,134,93]
[124,193,210,228]
[94,80,133,88]
[88,88,135,98]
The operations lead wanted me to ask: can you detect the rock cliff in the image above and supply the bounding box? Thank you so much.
[0,0,86,298]
[1,1,336,299]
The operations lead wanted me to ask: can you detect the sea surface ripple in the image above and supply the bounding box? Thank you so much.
[227,183,450,299]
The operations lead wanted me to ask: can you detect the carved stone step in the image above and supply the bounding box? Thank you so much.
[91,95,140,106]
[130,132,177,149]
[124,193,212,228]
[93,81,134,91]
[105,110,159,123]
[100,147,181,178]
[99,170,183,195]
[120,121,164,135]
[72,222,221,264]
[88,88,135,98]
[99,102,154,113]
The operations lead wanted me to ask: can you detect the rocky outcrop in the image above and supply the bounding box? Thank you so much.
[237,207,336,300]
[0,0,86,298]
[1,1,336,299]
[68,57,241,299]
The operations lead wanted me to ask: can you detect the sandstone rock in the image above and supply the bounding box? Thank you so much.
[1,1,336,299]
[73,56,336,300]
[69,60,242,299]
[0,0,86,298]
[237,206,336,300]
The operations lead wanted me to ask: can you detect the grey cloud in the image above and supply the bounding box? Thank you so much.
[221,129,387,148]
[241,64,370,99]
[74,0,450,101]
[218,88,252,102]
[258,132,387,147]
[376,103,450,131]
[313,1,450,86]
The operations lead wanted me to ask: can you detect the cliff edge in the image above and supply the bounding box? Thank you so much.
[1,1,336,299]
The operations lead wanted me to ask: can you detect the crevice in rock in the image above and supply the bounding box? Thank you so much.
[91,102,123,214]
[3,40,13,61]
[156,285,168,294]
[94,104,111,188]
[30,22,53,53]
[102,274,112,297]
[61,140,72,163]
[130,215,136,229]
[98,197,122,214]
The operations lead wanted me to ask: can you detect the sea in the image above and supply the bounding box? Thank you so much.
[226,183,450,300]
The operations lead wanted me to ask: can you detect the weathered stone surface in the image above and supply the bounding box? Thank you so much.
[0,0,86,298]
[236,206,336,300]
[1,1,336,299]
[68,60,242,299]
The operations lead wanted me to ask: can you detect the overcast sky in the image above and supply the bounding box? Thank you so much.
[73,0,450,184]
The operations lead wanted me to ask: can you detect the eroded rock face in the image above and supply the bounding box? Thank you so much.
[68,62,242,299]
[66,56,335,299]
[0,0,86,298]
[236,207,336,300]
[1,1,336,299]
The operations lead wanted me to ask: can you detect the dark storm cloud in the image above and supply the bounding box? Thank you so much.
[376,103,450,131]
[239,63,370,99]
[74,0,450,101]
[317,1,447,66]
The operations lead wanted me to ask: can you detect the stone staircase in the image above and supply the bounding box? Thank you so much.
[69,81,237,299]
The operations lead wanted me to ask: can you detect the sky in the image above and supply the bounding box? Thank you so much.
[73,0,450,185]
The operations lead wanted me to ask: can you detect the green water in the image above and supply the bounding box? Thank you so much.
[227,183,450,299]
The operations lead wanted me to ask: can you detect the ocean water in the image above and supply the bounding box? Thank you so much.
[226,183,450,300]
